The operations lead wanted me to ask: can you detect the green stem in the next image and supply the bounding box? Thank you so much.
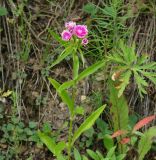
[68,116,73,160]
[67,48,79,160]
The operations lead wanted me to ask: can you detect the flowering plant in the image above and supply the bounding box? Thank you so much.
[38,21,106,160]
[61,21,88,46]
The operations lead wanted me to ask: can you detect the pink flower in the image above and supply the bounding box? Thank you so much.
[61,30,72,41]
[82,38,88,46]
[65,21,76,32]
[74,25,88,38]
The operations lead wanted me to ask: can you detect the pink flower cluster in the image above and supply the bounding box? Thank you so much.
[61,21,88,46]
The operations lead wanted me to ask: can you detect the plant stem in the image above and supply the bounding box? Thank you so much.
[67,49,78,160]
[68,116,73,160]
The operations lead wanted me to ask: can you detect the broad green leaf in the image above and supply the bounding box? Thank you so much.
[77,60,105,82]
[74,148,82,160]
[0,7,8,16]
[103,135,114,150]
[109,80,129,131]
[38,131,56,155]
[138,127,156,160]
[48,78,74,115]
[72,105,106,145]
[87,149,100,160]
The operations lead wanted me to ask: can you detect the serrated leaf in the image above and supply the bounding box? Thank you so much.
[72,105,105,145]
[109,80,129,131]
[87,149,100,160]
[133,115,156,131]
[134,71,148,97]
[118,70,131,97]
[120,138,130,144]
[111,130,127,138]
[106,146,116,158]
[138,127,156,160]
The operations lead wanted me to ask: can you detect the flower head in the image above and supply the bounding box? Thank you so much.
[61,30,72,41]
[65,21,76,32]
[74,25,88,38]
[82,38,88,46]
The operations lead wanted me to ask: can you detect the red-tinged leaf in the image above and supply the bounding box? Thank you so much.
[120,138,130,144]
[133,115,156,131]
[111,130,127,138]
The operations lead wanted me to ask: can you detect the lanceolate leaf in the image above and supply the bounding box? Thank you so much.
[120,138,130,144]
[133,115,156,131]
[111,130,127,138]
[138,127,156,160]
[58,80,75,92]
[48,78,74,115]
[71,105,106,145]
[77,60,105,82]
[50,46,73,68]
[38,131,56,155]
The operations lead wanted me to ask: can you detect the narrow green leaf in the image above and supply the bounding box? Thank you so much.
[72,105,106,145]
[58,80,75,92]
[48,78,74,115]
[77,60,105,82]
[50,46,73,68]
[38,131,56,155]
